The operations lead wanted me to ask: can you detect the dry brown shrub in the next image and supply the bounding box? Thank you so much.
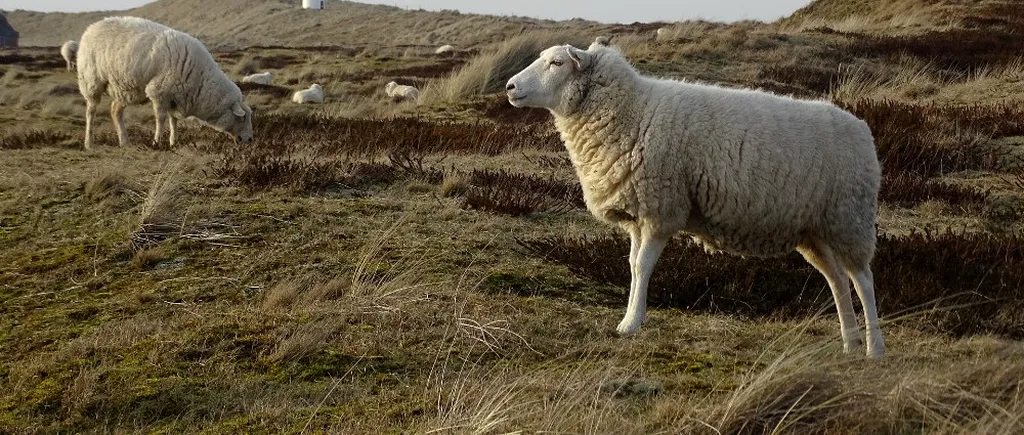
[758,63,840,96]
[517,229,1024,338]
[880,173,989,209]
[0,130,75,150]
[459,169,583,216]
[235,81,292,99]
[838,99,1020,177]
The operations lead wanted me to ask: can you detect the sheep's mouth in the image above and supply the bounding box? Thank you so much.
[509,95,527,103]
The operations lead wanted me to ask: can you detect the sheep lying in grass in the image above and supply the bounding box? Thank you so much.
[385,81,419,102]
[435,44,456,55]
[292,83,324,104]
[241,71,273,85]
[77,17,253,150]
[506,37,885,357]
[60,40,78,71]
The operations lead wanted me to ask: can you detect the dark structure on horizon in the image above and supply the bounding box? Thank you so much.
[0,12,19,48]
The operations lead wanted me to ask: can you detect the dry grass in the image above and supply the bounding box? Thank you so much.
[655,20,721,43]
[830,60,944,102]
[5,2,1024,433]
[777,0,957,34]
[130,166,187,252]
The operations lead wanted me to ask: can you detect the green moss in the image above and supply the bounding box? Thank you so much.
[23,243,88,273]
[25,377,64,412]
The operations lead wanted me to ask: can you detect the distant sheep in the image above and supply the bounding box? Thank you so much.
[655,27,670,41]
[435,44,456,55]
[385,81,419,102]
[61,40,79,71]
[77,17,253,150]
[506,37,885,357]
[241,71,273,85]
[292,83,324,104]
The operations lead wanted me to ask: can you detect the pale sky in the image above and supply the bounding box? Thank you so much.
[0,0,812,23]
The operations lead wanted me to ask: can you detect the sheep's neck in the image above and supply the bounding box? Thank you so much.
[554,77,644,221]
[191,73,234,123]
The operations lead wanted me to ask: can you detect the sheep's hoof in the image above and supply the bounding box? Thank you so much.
[842,336,864,354]
[616,317,643,337]
[866,337,885,358]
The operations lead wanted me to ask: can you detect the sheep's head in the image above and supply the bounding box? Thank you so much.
[506,44,593,115]
[209,99,254,144]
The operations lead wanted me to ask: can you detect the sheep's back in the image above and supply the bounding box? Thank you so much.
[78,17,218,104]
[641,81,879,255]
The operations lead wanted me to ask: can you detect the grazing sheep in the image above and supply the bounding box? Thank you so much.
[292,83,324,104]
[77,17,253,150]
[384,81,419,102]
[435,44,456,55]
[60,40,78,71]
[655,27,670,41]
[506,37,885,357]
[241,71,273,85]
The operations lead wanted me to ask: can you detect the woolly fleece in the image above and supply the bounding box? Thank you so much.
[292,83,324,104]
[77,16,253,149]
[507,39,884,357]
[60,40,78,71]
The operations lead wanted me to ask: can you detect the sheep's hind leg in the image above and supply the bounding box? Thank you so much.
[84,99,98,150]
[110,101,129,147]
[847,267,885,358]
[617,229,667,337]
[797,240,862,353]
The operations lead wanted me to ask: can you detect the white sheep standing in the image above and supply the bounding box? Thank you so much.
[292,83,324,104]
[435,44,456,55]
[655,27,671,41]
[384,81,419,102]
[61,40,79,71]
[77,17,253,150]
[506,37,885,357]
[241,71,273,85]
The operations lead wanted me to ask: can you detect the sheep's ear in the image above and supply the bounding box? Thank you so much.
[594,36,610,47]
[566,47,590,71]
[232,102,246,117]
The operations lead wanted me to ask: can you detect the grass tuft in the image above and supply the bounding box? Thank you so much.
[421,30,591,105]
[130,169,186,252]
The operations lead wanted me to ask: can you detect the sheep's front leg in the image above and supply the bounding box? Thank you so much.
[617,230,668,336]
[152,101,167,148]
[168,114,177,147]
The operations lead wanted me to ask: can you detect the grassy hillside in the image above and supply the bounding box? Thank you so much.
[779,0,1023,33]
[4,0,592,48]
[3,0,1024,432]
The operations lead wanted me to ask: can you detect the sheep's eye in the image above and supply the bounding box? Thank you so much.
[550,60,563,67]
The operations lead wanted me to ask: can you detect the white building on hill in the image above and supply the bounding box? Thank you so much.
[302,0,325,9]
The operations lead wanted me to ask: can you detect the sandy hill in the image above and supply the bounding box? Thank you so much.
[3,0,596,48]
[780,0,1023,33]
